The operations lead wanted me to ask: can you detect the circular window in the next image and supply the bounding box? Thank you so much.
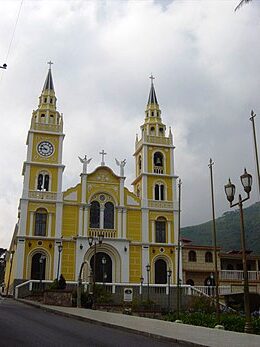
[38,241,42,246]
[160,247,164,253]
[100,194,106,201]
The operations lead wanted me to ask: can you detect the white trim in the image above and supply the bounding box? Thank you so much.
[47,213,52,237]
[18,200,28,236]
[83,206,88,237]
[78,207,83,237]
[55,202,63,238]
[122,209,127,239]
[29,212,34,236]
[167,221,171,244]
[15,239,26,279]
[141,208,149,243]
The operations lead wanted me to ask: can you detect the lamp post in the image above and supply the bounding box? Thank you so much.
[87,233,104,306]
[57,244,63,280]
[177,178,182,319]
[39,254,46,291]
[224,168,253,334]
[167,268,172,313]
[146,264,150,302]
[208,159,220,323]
[102,256,107,285]
[249,110,260,198]
[140,276,144,302]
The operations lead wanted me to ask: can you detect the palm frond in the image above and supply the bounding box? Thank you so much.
[235,0,252,12]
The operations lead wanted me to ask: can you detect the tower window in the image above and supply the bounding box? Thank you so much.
[150,127,155,135]
[37,173,50,191]
[138,156,142,173]
[35,209,47,236]
[154,183,165,200]
[44,98,47,103]
[154,152,164,174]
[50,98,53,104]
[155,218,166,243]
[90,201,100,228]
[41,114,45,118]
[159,127,164,135]
[151,111,154,117]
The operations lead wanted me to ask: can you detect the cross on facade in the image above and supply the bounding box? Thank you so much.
[47,61,53,69]
[99,149,107,166]
[149,74,155,84]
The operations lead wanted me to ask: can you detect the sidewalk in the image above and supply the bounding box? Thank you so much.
[18,299,260,347]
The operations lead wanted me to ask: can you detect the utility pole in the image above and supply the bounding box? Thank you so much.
[249,110,260,199]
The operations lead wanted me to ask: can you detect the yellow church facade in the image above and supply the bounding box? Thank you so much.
[5,66,180,292]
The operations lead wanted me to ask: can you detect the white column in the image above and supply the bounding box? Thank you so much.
[57,167,63,194]
[15,238,25,279]
[29,212,34,236]
[143,146,148,173]
[100,207,104,229]
[81,174,87,203]
[55,202,63,238]
[47,213,52,237]
[170,147,174,176]
[167,221,171,244]
[75,239,85,281]
[122,209,127,239]
[78,207,83,237]
[26,132,33,162]
[142,245,150,283]
[22,164,30,199]
[117,209,122,238]
[151,221,155,243]
[83,206,89,237]
[58,135,64,164]
[141,208,149,243]
[18,200,28,236]
[120,178,125,206]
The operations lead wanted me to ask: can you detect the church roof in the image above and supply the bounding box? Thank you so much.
[42,68,54,91]
[147,80,158,105]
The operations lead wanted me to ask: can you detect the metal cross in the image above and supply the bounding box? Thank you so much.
[99,149,107,166]
[149,74,155,84]
[47,61,53,69]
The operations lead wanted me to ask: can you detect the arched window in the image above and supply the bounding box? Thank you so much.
[31,253,46,280]
[155,218,166,243]
[104,202,114,229]
[35,209,47,236]
[137,185,140,198]
[150,126,155,135]
[154,152,164,174]
[159,127,164,136]
[155,259,167,284]
[90,201,100,228]
[205,251,213,263]
[37,172,50,191]
[154,183,165,200]
[138,156,142,173]
[188,250,197,262]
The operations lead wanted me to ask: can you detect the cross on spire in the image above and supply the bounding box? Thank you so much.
[149,74,155,84]
[47,61,53,69]
[99,149,107,166]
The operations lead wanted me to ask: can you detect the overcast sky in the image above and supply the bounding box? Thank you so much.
[0,0,260,248]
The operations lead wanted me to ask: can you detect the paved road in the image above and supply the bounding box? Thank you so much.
[0,299,181,346]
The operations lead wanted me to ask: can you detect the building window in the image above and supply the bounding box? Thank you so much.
[159,127,164,136]
[90,201,100,228]
[154,152,164,174]
[188,250,197,262]
[227,264,234,270]
[154,183,165,200]
[150,126,155,135]
[37,173,49,191]
[138,155,142,173]
[205,251,213,263]
[104,202,114,229]
[35,209,47,236]
[155,218,166,243]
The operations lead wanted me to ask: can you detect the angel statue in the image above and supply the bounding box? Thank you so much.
[115,158,126,177]
[78,155,92,174]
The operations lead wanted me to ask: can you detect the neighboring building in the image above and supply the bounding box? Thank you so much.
[4,66,180,293]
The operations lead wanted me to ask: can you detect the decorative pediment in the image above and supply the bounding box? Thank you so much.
[88,166,120,184]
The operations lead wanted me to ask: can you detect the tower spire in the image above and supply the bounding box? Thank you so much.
[38,61,57,110]
[147,74,158,106]
[42,61,55,92]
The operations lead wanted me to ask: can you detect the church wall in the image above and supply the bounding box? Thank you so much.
[29,165,59,191]
[62,205,78,237]
[129,245,142,283]
[126,209,141,241]
[147,147,171,174]
[147,176,173,201]
[61,241,76,280]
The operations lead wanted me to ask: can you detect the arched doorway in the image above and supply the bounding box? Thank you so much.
[90,252,112,283]
[31,253,46,280]
[155,259,167,284]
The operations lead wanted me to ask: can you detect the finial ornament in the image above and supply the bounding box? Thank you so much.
[99,149,107,166]
[115,158,126,177]
[47,61,53,69]
[149,74,155,84]
[78,155,92,174]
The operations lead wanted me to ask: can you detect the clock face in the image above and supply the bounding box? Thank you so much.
[37,141,54,157]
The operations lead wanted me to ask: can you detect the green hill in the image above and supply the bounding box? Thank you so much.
[181,202,260,253]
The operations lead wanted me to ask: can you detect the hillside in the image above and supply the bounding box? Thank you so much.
[181,202,260,254]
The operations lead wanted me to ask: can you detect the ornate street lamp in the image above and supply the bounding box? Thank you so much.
[146,264,151,302]
[140,276,144,302]
[56,244,63,280]
[167,268,172,313]
[224,168,253,334]
[87,233,104,307]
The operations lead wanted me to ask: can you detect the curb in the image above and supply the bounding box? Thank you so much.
[17,299,206,347]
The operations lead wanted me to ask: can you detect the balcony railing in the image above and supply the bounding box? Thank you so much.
[31,121,63,133]
[219,270,260,281]
[29,191,57,200]
[89,228,117,238]
[148,200,173,209]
